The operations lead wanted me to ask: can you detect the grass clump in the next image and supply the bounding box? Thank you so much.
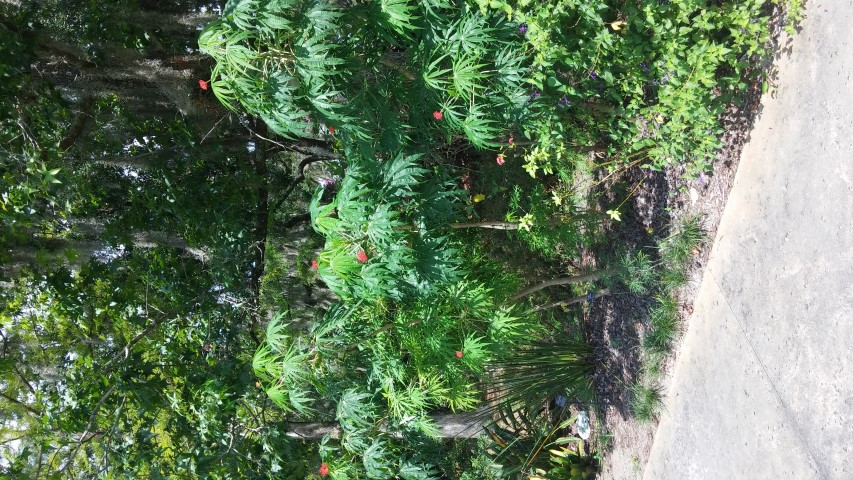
[633,216,706,424]
[658,215,707,275]
[642,295,680,357]
[629,381,666,425]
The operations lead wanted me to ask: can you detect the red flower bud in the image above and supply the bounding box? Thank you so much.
[455,350,463,359]
[319,463,329,476]
[311,260,319,270]
[198,79,209,91]
[433,111,443,121]
[328,126,335,135]
[496,155,505,166]
[356,251,368,263]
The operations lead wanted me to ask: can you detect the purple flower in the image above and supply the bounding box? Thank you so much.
[660,72,671,84]
[589,70,598,80]
[640,62,650,72]
[557,96,571,107]
[518,23,528,35]
[318,178,335,188]
[530,90,541,99]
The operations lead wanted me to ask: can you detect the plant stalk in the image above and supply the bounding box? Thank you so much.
[509,268,616,302]
[533,288,611,311]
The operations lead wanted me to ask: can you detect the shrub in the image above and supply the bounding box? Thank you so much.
[477,0,770,175]
[200,0,532,150]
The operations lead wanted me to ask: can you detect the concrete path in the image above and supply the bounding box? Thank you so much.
[642,2,853,479]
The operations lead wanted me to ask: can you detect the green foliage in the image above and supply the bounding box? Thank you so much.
[309,278,532,418]
[641,215,706,369]
[194,0,771,476]
[506,184,589,260]
[775,0,805,35]
[620,250,656,294]
[658,215,706,274]
[252,269,536,475]
[480,403,591,479]
[537,440,600,480]
[253,316,315,415]
[1,250,301,478]
[478,0,771,174]
[629,380,665,425]
[487,340,594,411]
[310,149,465,300]
[200,0,531,149]
[0,22,72,247]
[642,294,680,358]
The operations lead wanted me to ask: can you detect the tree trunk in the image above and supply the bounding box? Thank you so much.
[131,231,209,263]
[2,226,209,276]
[286,410,486,440]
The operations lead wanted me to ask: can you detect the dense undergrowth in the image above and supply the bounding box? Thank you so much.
[200,0,789,477]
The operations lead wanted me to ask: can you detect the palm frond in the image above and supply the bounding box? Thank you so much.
[378,0,421,38]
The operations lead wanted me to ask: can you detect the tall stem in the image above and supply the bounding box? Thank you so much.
[533,288,611,311]
[449,214,607,231]
[377,54,415,80]
[508,268,616,302]
[449,221,520,230]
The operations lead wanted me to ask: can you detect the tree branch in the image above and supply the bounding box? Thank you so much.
[58,97,95,151]
[0,390,42,417]
[249,125,270,306]
[281,212,311,229]
[100,317,163,373]
[58,384,117,474]
[13,365,37,396]
[271,156,329,212]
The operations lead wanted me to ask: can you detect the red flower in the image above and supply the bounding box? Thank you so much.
[311,260,319,270]
[455,350,463,359]
[432,111,443,121]
[356,251,368,263]
[328,126,335,135]
[496,155,505,166]
[198,79,209,91]
[508,137,514,145]
[319,463,329,476]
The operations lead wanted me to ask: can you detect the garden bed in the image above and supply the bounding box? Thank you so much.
[584,9,790,478]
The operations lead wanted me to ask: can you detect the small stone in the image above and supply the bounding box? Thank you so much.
[576,411,591,439]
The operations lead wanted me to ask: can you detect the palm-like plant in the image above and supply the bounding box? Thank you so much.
[310,148,464,301]
[199,0,531,149]
[252,284,536,477]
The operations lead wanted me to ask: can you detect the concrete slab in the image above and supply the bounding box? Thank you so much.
[643,1,853,478]
[643,277,823,480]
